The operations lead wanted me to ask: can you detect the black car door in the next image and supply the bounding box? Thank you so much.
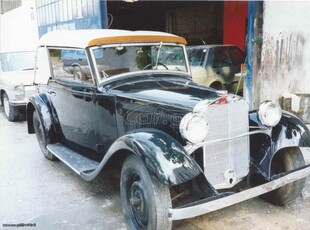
[47,48,102,153]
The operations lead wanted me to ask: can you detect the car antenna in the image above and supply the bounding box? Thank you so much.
[201,38,206,45]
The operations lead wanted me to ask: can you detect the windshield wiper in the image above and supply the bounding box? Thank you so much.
[154,41,163,69]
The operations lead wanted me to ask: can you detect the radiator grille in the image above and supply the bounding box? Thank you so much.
[203,100,249,189]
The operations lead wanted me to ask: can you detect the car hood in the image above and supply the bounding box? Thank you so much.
[0,70,35,86]
[109,75,221,111]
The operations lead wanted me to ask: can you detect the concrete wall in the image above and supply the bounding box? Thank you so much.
[252,1,310,109]
[0,0,38,51]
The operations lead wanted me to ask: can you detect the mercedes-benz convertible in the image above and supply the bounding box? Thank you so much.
[27,29,310,230]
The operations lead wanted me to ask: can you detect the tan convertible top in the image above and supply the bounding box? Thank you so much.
[39,29,187,48]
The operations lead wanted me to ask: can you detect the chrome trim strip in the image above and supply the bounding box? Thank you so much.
[101,70,191,86]
[169,165,310,221]
[9,100,28,106]
[185,129,269,154]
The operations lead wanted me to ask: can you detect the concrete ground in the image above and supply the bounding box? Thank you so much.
[0,108,310,230]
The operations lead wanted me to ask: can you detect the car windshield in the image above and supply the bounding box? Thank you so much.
[0,51,36,72]
[91,44,188,81]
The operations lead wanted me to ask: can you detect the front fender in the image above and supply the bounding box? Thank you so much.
[86,129,202,185]
[249,110,310,178]
[271,111,310,151]
[26,93,57,143]
[116,129,202,186]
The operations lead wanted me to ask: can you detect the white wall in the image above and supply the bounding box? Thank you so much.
[0,0,38,51]
[252,1,310,108]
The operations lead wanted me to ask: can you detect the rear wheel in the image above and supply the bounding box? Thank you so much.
[2,92,19,122]
[209,81,223,90]
[73,66,87,81]
[262,148,306,205]
[120,155,172,230]
[33,111,57,161]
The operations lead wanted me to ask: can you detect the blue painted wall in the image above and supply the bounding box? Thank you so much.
[36,0,107,38]
[244,1,255,110]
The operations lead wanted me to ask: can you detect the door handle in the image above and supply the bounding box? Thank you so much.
[47,89,56,96]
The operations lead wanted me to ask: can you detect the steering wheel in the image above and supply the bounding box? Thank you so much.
[143,62,168,70]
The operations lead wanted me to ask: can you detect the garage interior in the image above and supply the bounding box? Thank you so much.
[107,1,248,50]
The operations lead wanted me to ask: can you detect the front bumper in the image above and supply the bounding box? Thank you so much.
[9,98,28,107]
[169,165,310,220]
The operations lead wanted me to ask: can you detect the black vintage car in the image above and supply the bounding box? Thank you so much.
[27,29,310,230]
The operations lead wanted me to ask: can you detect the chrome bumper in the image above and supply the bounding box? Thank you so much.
[169,165,310,221]
[9,98,28,106]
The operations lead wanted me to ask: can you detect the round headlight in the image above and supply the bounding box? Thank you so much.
[14,84,25,98]
[258,100,282,127]
[179,112,209,144]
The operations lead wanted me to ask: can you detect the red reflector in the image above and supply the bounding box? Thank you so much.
[217,96,228,104]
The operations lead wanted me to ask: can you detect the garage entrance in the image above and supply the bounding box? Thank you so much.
[107,1,247,49]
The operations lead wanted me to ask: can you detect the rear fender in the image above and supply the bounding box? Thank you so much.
[191,67,224,89]
[26,93,58,143]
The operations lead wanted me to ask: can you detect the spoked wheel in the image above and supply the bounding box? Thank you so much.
[33,111,57,161]
[121,155,172,230]
[3,92,18,122]
[261,148,306,205]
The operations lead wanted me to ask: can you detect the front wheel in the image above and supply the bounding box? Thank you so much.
[120,155,172,230]
[2,92,19,122]
[261,148,306,205]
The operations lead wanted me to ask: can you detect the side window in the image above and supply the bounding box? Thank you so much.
[213,47,231,68]
[228,47,245,65]
[49,48,93,83]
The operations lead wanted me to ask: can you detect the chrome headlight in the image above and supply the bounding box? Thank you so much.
[179,112,209,144]
[258,100,282,127]
[14,84,25,99]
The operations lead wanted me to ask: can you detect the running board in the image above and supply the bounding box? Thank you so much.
[47,143,99,175]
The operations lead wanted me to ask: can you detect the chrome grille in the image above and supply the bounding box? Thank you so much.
[203,100,249,189]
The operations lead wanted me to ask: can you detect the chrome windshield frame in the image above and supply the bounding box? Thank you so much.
[89,42,190,85]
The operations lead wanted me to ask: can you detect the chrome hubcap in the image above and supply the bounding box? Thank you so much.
[129,179,148,229]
